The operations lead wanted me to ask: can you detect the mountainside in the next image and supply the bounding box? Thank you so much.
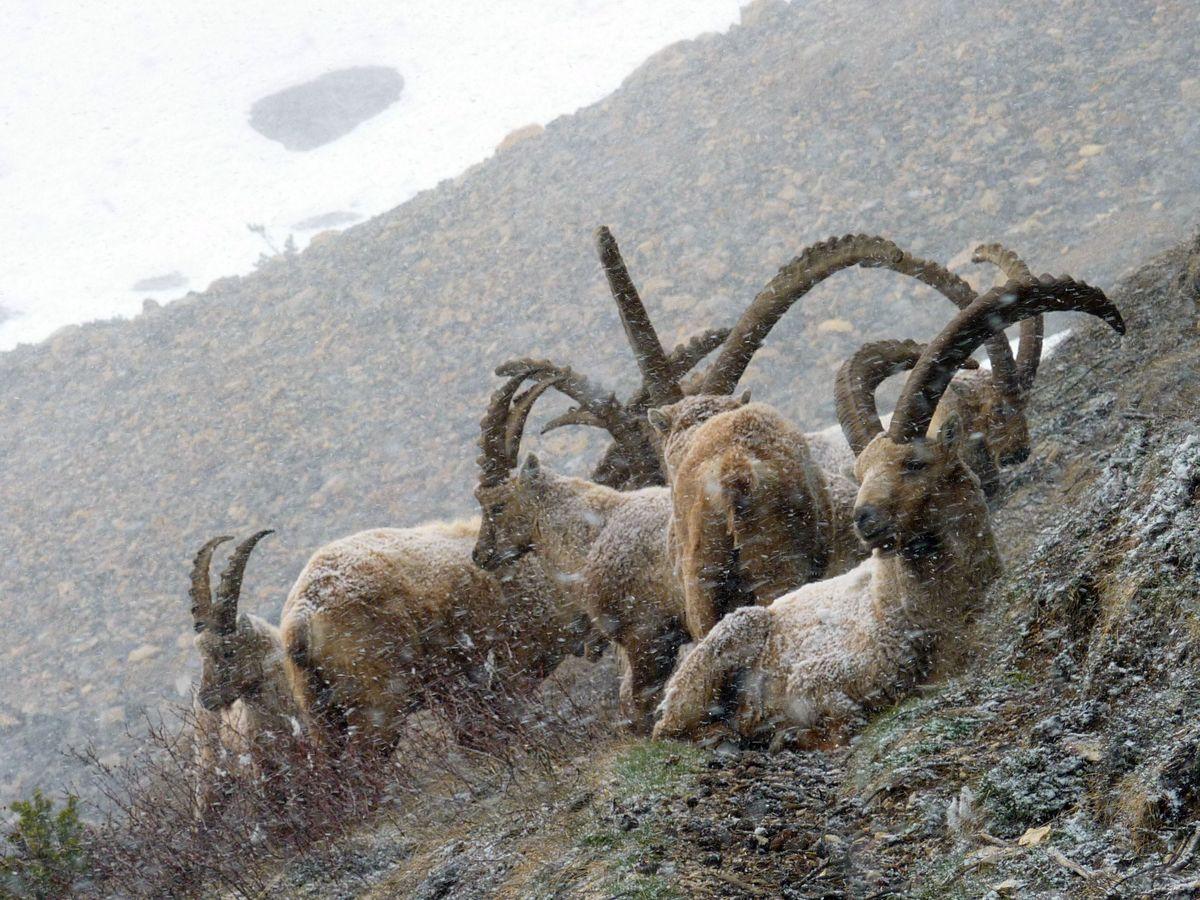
[1,0,1198,798]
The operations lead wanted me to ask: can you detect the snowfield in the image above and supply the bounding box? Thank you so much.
[0,0,742,350]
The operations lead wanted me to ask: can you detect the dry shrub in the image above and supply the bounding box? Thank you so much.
[76,652,615,897]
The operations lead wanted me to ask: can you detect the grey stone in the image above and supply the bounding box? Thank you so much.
[249,66,404,152]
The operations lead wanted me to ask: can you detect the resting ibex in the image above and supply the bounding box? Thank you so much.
[654,276,1124,744]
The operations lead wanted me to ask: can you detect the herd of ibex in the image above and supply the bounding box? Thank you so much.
[185,225,1125,812]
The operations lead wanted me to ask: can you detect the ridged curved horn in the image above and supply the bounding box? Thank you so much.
[496,358,663,488]
[496,359,624,429]
[478,371,539,487]
[214,530,274,634]
[890,276,1124,444]
[973,242,1042,395]
[596,226,681,406]
[701,233,1018,395]
[190,535,233,628]
[666,327,730,390]
[835,340,928,456]
[527,328,729,488]
[540,407,609,434]
[834,340,981,455]
[506,378,561,461]
[972,243,1032,283]
[622,326,731,413]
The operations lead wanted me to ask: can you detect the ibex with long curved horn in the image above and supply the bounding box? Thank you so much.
[189,531,301,814]
[654,276,1124,743]
[472,361,690,734]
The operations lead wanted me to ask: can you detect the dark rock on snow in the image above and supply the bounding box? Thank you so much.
[248,66,404,151]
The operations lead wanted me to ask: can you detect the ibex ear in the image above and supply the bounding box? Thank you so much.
[519,453,542,485]
[936,411,965,456]
[738,390,752,405]
[647,408,672,435]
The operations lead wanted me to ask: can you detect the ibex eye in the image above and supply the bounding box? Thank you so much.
[903,457,928,473]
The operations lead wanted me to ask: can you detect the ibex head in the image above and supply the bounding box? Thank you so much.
[473,454,543,571]
[837,278,1123,560]
[471,358,611,570]
[925,242,1044,471]
[189,531,274,711]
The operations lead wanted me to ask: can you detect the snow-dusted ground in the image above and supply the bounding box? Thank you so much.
[0,1,743,350]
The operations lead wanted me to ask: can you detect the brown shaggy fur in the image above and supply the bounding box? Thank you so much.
[649,395,863,639]
[279,521,593,757]
[474,457,687,734]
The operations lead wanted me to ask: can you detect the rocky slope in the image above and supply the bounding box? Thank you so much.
[1,0,1198,799]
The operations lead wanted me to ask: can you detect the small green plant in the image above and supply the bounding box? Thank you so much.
[569,744,702,899]
[612,742,703,795]
[0,790,88,899]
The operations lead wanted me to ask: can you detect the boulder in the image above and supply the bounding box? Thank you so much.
[249,66,404,151]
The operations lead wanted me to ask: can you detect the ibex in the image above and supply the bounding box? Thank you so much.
[653,276,1124,744]
[472,363,689,734]
[189,531,300,813]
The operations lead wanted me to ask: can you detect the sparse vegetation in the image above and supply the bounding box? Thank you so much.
[0,790,87,899]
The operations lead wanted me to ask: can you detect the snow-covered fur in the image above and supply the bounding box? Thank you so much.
[649,395,863,640]
[654,416,1002,743]
[280,518,592,756]
[803,422,859,483]
[474,457,687,734]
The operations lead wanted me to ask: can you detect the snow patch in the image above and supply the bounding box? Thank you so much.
[0,1,743,350]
